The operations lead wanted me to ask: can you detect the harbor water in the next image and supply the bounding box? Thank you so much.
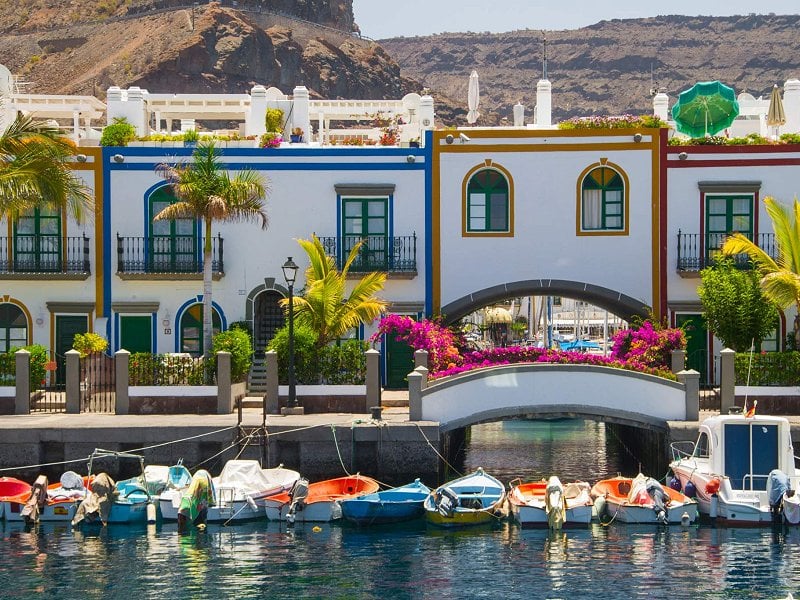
[2,419,799,599]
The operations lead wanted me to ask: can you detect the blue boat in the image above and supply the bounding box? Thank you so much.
[340,479,431,525]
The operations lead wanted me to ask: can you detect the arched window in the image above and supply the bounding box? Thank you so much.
[0,303,28,352]
[466,168,510,233]
[179,303,221,356]
[580,166,625,232]
[149,186,199,272]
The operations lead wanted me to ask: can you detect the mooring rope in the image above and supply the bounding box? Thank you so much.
[330,424,352,477]
[414,423,462,477]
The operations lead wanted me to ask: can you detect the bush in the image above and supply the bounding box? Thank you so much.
[212,328,253,383]
[268,323,320,384]
[72,332,109,357]
[265,108,284,133]
[100,117,136,147]
[734,351,800,386]
[318,340,368,384]
[0,345,48,387]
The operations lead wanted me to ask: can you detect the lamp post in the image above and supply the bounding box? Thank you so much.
[282,257,299,410]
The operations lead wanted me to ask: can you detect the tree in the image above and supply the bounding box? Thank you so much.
[155,142,268,357]
[0,112,92,221]
[698,257,779,352]
[722,196,800,348]
[288,234,387,348]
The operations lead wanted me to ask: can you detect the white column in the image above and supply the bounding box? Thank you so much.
[292,86,310,141]
[246,84,267,137]
[535,79,551,128]
[513,102,525,127]
[154,110,161,133]
[784,79,800,134]
[72,110,80,143]
[124,86,148,136]
[419,94,434,146]
[653,92,669,121]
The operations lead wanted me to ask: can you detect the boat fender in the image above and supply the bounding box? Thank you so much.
[680,511,691,527]
[668,476,682,492]
[684,481,697,499]
[705,478,720,495]
[593,495,607,519]
[246,495,258,511]
[146,502,157,524]
[709,494,718,519]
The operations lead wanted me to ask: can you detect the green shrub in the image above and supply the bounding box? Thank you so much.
[265,108,284,133]
[183,129,200,143]
[212,328,253,382]
[72,332,109,357]
[100,117,136,147]
[780,133,800,144]
[318,340,368,384]
[229,320,253,337]
[268,323,320,384]
[0,345,48,387]
[734,351,800,386]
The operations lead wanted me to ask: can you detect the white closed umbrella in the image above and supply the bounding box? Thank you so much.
[467,70,480,125]
[767,84,786,138]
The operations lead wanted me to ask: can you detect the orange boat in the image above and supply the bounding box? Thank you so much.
[0,477,31,520]
[3,473,93,523]
[264,475,380,522]
[591,474,698,525]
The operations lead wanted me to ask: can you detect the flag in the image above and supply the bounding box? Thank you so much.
[744,400,758,418]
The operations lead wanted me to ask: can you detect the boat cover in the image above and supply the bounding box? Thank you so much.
[768,469,790,507]
[72,473,116,526]
[179,470,214,525]
[21,475,48,524]
[216,460,295,495]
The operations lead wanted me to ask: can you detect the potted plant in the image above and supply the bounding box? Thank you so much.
[182,129,200,146]
[72,332,111,388]
[290,127,304,143]
[260,132,283,148]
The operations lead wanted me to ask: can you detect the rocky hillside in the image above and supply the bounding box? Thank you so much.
[381,14,800,123]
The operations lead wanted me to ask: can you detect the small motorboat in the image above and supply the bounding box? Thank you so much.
[340,479,431,526]
[508,476,593,528]
[4,472,91,523]
[591,474,698,525]
[160,460,300,524]
[669,413,800,525]
[0,477,31,520]
[264,474,380,523]
[424,468,506,528]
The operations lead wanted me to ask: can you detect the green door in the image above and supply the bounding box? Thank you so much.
[385,334,414,389]
[120,316,152,353]
[342,198,387,271]
[676,314,708,385]
[55,315,88,384]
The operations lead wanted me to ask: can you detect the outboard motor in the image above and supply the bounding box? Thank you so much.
[434,487,459,518]
[768,469,790,524]
[545,476,566,530]
[645,478,669,525]
[21,475,48,525]
[286,478,309,525]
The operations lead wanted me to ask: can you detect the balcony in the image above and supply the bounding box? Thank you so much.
[317,234,417,278]
[676,230,777,276]
[0,235,90,279]
[117,234,224,280]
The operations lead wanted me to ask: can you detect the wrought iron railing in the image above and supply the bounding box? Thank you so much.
[117,234,224,274]
[316,234,417,273]
[0,235,90,274]
[676,231,777,272]
[128,353,216,385]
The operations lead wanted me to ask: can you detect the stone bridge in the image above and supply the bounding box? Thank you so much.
[408,363,699,433]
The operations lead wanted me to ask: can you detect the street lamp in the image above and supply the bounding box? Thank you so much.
[282,257,299,409]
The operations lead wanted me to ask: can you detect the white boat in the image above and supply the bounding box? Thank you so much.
[590,474,699,524]
[3,472,89,523]
[160,460,299,523]
[508,476,593,528]
[669,413,800,525]
[264,475,380,523]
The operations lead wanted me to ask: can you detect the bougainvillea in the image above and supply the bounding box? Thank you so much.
[371,314,462,373]
[609,320,686,369]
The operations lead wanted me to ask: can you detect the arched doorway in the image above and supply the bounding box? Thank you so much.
[254,290,285,355]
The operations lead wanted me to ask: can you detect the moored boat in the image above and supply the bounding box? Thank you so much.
[340,479,431,525]
[4,472,90,523]
[0,477,31,520]
[424,468,506,528]
[591,474,698,525]
[509,476,593,528]
[160,460,300,524]
[264,474,380,522]
[669,413,800,525]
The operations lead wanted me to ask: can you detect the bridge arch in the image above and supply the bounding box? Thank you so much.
[417,364,689,433]
[439,279,650,325]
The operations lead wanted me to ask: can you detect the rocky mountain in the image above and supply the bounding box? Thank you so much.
[381,14,800,123]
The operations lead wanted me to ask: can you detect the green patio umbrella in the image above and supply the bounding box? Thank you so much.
[672,80,740,138]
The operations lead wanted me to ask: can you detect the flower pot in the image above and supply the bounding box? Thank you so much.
[290,135,303,143]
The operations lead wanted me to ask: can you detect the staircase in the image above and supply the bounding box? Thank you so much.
[248,355,269,394]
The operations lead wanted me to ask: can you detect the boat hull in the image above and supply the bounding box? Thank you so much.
[159,489,267,523]
[3,499,79,522]
[340,480,430,525]
[264,475,381,522]
[425,507,498,528]
[592,475,699,525]
[424,468,506,529]
[510,503,593,527]
[603,500,698,524]
[264,498,342,522]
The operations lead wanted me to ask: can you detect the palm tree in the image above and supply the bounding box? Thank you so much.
[0,112,92,221]
[155,141,268,357]
[288,235,387,347]
[722,196,800,347]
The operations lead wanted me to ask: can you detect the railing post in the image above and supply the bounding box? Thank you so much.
[83,234,90,273]
[117,233,124,273]
[264,350,279,414]
[217,351,232,414]
[14,349,30,415]
[365,349,380,413]
[408,365,428,421]
[414,349,428,370]
[671,349,686,374]
[719,348,736,414]
[677,369,700,421]
[65,349,81,414]
[115,350,130,415]
[676,229,682,270]
[218,233,224,273]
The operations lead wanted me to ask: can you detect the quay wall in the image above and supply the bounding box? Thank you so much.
[0,421,441,486]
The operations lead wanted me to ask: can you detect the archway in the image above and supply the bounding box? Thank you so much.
[440,279,649,325]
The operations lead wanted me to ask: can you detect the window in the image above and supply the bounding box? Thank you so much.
[0,304,28,352]
[466,169,509,233]
[149,187,198,272]
[342,198,388,271]
[179,303,221,356]
[14,207,62,271]
[705,194,753,261]
[580,166,624,231]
